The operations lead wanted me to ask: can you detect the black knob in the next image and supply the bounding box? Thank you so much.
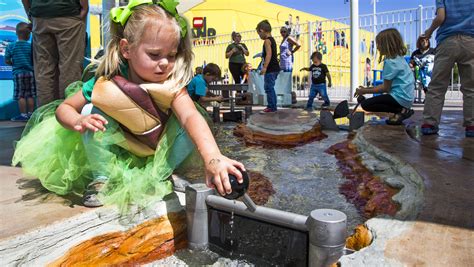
[224,170,249,200]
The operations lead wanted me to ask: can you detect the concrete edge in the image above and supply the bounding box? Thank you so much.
[0,193,185,266]
[353,128,425,220]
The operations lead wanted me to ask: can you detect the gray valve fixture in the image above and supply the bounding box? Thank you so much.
[307,209,347,267]
[185,183,215,250]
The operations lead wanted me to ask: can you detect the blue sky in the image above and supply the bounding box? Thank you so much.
[268,0,436,19]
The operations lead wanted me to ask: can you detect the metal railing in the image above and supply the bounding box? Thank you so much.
[191,5,461,101]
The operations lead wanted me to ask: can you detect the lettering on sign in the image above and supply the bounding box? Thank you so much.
[192,17,216,46]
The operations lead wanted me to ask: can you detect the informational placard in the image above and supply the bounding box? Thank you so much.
[0,0,29,79]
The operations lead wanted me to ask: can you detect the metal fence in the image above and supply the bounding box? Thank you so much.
[191,5,462,102]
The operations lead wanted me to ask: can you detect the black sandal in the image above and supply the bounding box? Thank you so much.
[385,109,414,125]
[386,114,404,125]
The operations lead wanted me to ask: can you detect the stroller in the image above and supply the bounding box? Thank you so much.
[412,54,434,103]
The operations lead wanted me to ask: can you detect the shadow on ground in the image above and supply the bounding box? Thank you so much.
[15,178,83,207]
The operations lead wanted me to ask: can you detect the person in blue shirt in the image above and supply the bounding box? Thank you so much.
[421,0,474,137]
[355,28,415,125]
[4,22,36,122]
[187,63,223,106]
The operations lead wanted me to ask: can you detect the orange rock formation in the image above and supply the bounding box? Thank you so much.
[345,224,373,251]
[246,171,276,205]
[326,140,400,218]
[49,212,187,266]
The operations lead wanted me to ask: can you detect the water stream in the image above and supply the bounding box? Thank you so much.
[184,123,363,230]
[154,122,365,266]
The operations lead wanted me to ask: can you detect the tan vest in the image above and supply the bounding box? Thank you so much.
[91,76,179,157]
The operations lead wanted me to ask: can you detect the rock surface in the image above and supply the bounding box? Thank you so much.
[49,212,187,266]
[234,109,327,147]
[0,167,186,266]
[245,171,275,205]
[325,138,400,218]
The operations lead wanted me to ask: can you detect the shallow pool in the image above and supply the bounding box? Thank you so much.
[221,123,361,229]
[160,122,368,265]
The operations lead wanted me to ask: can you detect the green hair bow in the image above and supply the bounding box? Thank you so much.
[110,0,187,38]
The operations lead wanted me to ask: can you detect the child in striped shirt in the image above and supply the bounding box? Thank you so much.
[4,22,36,121]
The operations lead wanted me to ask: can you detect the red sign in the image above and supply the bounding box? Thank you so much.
[193,17,204,28]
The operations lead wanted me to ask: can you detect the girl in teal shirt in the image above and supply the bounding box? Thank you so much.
[355,28,415,125]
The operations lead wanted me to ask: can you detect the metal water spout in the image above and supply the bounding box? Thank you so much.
[224,170,256,212]
[241,193,257,212]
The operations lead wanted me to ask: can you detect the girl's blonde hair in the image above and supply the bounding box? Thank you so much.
[375,28,407,63]
[96,5,193,89]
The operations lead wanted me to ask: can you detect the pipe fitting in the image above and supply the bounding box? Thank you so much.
[307,209,347,267]
[185,183,214,250]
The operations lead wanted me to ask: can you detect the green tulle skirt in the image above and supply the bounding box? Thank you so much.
[12,81,206,210]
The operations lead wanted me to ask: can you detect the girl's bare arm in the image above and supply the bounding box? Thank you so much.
[171,88,245,195]
[55,90,108,133]
[356,79,392,96]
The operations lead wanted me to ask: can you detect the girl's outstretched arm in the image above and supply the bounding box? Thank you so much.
[355,79,392,96]
[172,88,246,196]
[55,90,108,133]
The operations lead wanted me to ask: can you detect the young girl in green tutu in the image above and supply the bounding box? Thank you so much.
[13,0,245,208]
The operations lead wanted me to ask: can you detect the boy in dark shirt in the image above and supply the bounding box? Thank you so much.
[256,20,281,113]
[300,51,332,110]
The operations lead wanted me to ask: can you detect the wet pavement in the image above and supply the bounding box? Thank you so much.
[406,109,474,161]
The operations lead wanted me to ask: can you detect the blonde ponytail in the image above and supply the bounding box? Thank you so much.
[95,22,126,79]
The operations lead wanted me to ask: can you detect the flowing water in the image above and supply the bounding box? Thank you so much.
[209,123,363,231]
[154,122,365,266]
[229,208,235,256]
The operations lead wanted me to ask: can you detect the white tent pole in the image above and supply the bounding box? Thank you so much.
[102,0,116,46]
[373,0,377,70]
[350,0,359,102]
